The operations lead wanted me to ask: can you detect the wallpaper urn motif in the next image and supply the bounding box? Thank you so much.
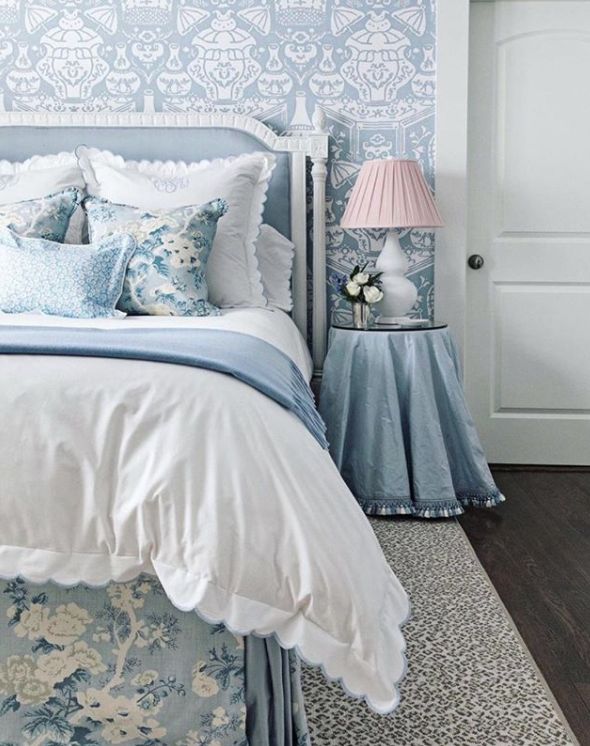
[37,10,108,100]
[342,11,415,103]
[6,43,40,96]
[309,45,345,99]
[412,44,436,99]
[0,0,437,322]
[189,11,261,101]
[105,43,141,98]
[157,43,192,96]
[257,44,293,98]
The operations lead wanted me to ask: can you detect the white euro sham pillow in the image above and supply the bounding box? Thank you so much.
[77,148,274,308]
[255,224,295,312]
[0,152,84,201]
[0,152,86,243]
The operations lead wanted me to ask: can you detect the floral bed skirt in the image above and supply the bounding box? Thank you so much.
[0,574,308,745]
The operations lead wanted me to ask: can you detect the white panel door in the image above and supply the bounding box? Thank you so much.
[466,0,590,464]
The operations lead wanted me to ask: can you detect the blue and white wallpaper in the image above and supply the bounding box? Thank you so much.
[0,0,437,321]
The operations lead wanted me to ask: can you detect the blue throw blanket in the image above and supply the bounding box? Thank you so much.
[0,325,327,448]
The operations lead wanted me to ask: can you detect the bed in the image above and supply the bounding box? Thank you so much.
[0,112,409,745]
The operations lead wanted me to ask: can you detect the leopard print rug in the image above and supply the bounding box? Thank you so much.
[303,518,579,746]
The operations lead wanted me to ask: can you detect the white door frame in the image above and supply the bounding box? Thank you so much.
[435,0,471,361]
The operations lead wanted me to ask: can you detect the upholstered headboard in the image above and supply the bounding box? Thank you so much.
[0,111,329,373]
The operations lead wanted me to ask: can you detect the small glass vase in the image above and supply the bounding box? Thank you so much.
[352,302,370,330]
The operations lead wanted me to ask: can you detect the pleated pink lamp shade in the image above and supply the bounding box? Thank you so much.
[341,159,444,229]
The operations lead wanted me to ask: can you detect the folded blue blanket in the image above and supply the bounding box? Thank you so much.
[0,325,327,448]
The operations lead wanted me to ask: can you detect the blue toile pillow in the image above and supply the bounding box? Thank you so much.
[84,196,228,317]
[0,187,82,242]
[0,227,136,318]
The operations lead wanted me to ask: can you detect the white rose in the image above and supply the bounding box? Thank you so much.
[363,286,384,304]
[345,281,361,297]
[352,272,369,286]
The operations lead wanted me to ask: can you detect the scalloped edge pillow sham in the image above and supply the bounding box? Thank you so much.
[0,226,136,318]
[84,196,228,317]
[0,187,82,243]
[0,153,86,243]
[0,152,84,201]
[77,148,274,309]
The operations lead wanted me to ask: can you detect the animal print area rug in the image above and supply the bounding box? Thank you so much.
[303,518,579,746]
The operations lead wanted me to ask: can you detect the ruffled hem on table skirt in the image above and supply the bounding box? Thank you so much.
[358,489,506,518]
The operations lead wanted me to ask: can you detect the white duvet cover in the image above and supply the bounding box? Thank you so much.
[0,308,409,713]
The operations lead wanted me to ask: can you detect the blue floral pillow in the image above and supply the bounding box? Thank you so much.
[0,227,136,318]
[84,196,228,317]
[0,187,82,242]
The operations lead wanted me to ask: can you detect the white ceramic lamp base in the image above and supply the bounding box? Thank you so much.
[375,230,417,324]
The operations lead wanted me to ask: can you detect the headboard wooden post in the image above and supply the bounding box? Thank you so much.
[289,150,307,341]
[310,107,328,378]
[0,111,330,371]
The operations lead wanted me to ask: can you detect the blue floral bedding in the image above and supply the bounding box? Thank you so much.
[0,575,308,745]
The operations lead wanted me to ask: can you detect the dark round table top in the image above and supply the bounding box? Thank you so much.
[332,321,448,332]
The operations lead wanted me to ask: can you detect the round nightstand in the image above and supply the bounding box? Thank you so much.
[332,321,448,332]
[319,324,504,518]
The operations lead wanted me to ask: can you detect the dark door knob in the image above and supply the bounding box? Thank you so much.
[468,254,484,270]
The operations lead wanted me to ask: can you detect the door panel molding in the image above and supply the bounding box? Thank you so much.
[495,31,590,235]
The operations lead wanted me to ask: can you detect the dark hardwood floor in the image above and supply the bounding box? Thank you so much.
[459,467,590,746]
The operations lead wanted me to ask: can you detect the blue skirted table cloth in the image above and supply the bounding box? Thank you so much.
[319,325,505,518]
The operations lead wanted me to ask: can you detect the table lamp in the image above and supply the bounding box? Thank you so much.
[341,158,443,324]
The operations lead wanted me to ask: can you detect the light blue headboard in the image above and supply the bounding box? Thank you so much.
[0,126,291,239]
[0,111,330,374]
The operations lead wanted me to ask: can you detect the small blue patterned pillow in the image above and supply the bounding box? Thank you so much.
[0,187,82,242]
[84,196,228,317]
[0,227,136,318]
